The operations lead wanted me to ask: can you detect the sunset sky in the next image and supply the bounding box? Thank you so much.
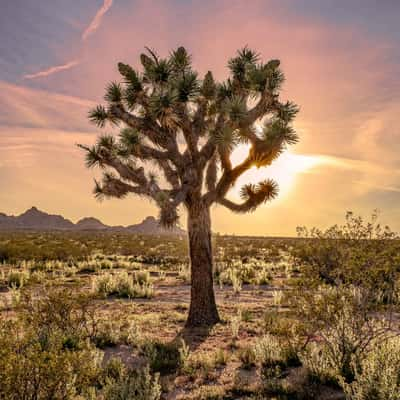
[1,0,399,236]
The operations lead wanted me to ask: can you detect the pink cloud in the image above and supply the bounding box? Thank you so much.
[23,59,80,80]
[5,0,400,234]
[0,81,95,132]
[82,0,113,40]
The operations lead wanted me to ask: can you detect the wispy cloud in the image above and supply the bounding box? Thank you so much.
[23,59,80,80]
[82,0,113,40]
[21,1,113,80]
[0,81,95,132]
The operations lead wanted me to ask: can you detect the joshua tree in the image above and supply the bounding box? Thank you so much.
[79,46,299,327]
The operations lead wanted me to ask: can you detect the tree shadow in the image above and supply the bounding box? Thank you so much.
[171,324,217,351]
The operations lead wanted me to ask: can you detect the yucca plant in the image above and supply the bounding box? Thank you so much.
[79,46,299,327]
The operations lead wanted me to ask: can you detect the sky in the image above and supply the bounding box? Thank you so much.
[1,0,399,236]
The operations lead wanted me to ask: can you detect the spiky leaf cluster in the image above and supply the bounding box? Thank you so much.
[240,179,279,205]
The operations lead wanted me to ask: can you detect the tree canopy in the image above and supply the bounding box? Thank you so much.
[79,46,299,225]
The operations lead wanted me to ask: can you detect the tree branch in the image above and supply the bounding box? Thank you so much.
[109,104,182,160]
[217,179,278,213]
[204,155,253,205]
[176,103,198,157]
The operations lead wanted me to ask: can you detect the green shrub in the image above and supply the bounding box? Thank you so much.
[293,285,394,383]
[19,287,96,345]
[92,271,154,299]
[7,269,29,288]
[0,319,101,400]
[239,346,257,369]
[340,336,400,400]
[142,340,184,375]
[294,211,400,294]
[93,321,120,348]
[103,366,161,400]
[181,352,216,380]
[101,357,127,384]
[299,342,338,386]
[133,270,151,284]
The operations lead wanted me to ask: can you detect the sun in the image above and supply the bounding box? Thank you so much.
[230,144,322,202]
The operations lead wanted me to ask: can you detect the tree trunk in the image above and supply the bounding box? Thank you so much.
[186,203,220,327]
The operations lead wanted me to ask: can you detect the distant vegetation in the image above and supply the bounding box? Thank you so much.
[0,212,399,399]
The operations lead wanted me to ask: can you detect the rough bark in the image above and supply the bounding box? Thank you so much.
[186,203,220,327]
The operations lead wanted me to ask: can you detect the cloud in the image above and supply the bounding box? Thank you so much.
[23,60,80,80]
[0,81,95,132]
[82,0,113,40]
[4,0,400,234]
[21,0,114,80]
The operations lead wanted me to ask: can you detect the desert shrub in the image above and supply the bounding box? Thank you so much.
[339,336,400,400]
[92,272,115,296]
[102,357,127,383]
[133,270,151,284]
[103,365,161,400]
[255,334,284,368]
[29,269,47,283]
[19,287,96,346]
[177,263,191,282]
[92,318,142,349]
[289,213,400,385]
[92,271,154,299]
[213,348,230,367]
[263,310,305,367]
[0,319,101,400]
[239,346,257,369]
[189,385,226,400]
[18,286,141,349]
[241,308,253,322]
[272,290,283,307]
[230,310,242,340]
[7,269,30,288]
[0,286,161,399]
[142,340,185,375]
[294,211,400,295]
[299,342,338,385]
[230,270,243,293]
[182,352,217,380]
[93,320,121,348]
[255,267,272,285]
[292,285,397,383]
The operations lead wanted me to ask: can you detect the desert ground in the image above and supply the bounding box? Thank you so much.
[1,226,399,400]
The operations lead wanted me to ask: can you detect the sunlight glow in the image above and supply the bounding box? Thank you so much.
[230,144,323,201]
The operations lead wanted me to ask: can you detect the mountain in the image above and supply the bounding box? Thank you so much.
[0,207,185,235]
[126,216,185,235]
[75,217,109,230]
[0,207,74,230]
[17,207,75,230]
